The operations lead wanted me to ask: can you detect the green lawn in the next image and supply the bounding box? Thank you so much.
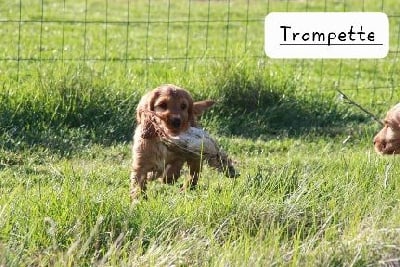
[1,0,400,266]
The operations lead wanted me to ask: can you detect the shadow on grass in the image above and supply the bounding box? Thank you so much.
[0,64,368,156]
[0,76,139,157]
[201,65,367,138]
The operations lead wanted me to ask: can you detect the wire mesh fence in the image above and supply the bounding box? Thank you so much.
[0,0,399,101]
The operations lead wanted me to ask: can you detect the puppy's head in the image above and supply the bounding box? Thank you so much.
[373,103,400,154]
[137,84,215,137]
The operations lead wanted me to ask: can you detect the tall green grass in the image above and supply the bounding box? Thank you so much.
[1,0,400,266]
[0,60,368,154]
[2,143,400,265]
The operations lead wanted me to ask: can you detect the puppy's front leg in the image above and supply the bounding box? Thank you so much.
[130,168,148,200]
[162,161,184,184]
[182,159,201,190]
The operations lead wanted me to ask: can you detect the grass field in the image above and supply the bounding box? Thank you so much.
[1,0,400,266]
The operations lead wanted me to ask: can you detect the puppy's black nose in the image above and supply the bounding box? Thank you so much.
[171,118,181,129]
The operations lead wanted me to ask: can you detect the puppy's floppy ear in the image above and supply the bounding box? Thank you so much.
[136,90,159,122]
[136,90,160,138]
[386,103,400,130]
[190,100,215,126]
[193,100,215,117]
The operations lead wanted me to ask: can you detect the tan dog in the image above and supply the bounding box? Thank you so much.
[373,103,400,154]
[130,84,215,199]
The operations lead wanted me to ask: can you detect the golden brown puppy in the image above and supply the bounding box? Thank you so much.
[373,103,400,154]
[130,84,215,200]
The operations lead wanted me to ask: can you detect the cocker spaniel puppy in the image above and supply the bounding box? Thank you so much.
[373,103,400,154]
[130,84,216,199]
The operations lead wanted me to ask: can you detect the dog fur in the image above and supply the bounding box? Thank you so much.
[130,84,215,199]
[373,103,400,154]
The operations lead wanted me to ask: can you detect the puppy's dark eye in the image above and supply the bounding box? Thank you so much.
[157,102,167,110]
[181,103,187,110]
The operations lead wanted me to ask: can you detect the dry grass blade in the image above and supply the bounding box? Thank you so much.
[336,89,384,126]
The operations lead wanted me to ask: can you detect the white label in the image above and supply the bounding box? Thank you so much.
[265,12,389,59]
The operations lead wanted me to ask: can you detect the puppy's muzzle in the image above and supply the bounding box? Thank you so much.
[170,117,182,129]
